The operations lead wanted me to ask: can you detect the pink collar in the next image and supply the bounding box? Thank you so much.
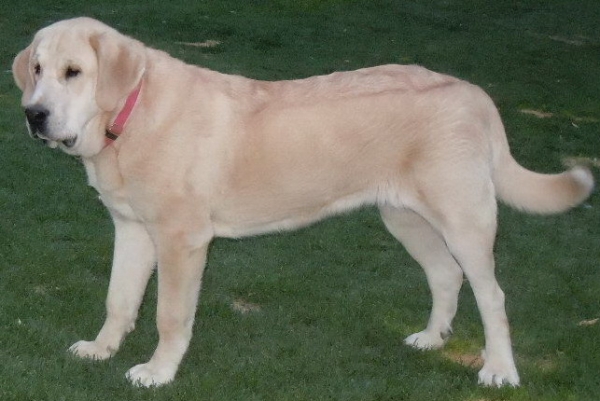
[105,81,143,144]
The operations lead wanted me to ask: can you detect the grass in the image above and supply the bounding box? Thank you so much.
[1,0,599,399]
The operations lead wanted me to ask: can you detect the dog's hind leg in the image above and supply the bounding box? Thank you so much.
[379,205,463,350]
[428,177,520,387]
[440,213,520,387]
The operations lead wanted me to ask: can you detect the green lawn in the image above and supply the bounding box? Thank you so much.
[1,1,599,400]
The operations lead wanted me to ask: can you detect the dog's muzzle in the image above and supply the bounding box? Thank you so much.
[24,105,49,138]
[23,106,77,148]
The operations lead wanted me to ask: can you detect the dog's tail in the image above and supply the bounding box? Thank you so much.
[490,109,594,214]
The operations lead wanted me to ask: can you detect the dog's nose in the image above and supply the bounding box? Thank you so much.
[25,105,50,132]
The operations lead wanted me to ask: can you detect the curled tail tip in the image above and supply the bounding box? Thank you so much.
[569,165,595,199]
[496,162,594,214]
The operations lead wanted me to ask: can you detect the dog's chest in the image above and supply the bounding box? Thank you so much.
[83,152,138,221]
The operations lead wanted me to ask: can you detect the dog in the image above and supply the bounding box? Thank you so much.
[12,17,593,387]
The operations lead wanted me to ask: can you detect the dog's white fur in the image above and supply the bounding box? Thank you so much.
[13,17,594,387]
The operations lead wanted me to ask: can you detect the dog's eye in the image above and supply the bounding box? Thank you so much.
[34,63,41,75]
[65,67,81,79]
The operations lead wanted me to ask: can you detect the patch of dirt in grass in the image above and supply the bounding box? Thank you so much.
[534,357,558,373]
[33,285,60,295]
[33,285,48,295]
[445,349,560,375]
[231,299,261,314]
[442,350,484,369]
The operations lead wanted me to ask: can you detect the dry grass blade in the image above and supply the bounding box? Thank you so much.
[548,35,586,46]
[177,40,222,48]
[562,156,600,169]
[519,109,554,119]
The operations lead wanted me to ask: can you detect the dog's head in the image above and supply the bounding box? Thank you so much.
[12,17,146,157]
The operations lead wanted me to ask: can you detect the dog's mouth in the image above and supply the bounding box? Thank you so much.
[25,118,77,149]
[35,135,77,149]
[62,137,77,148]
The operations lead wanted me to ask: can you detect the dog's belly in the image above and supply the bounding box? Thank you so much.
[211,186,381,238]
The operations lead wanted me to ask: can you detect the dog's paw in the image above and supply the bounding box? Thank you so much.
[69,340,114,360]
[126,362,176,387]
[477,352,520,387]
[404,330,447,350]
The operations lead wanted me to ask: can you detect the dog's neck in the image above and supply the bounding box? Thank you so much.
[104,81,143,146]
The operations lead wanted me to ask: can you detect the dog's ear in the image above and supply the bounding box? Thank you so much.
[91,33,146,112]
[12,45,33,93]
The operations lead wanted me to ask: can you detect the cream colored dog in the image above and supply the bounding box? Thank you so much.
[13,17,593,387]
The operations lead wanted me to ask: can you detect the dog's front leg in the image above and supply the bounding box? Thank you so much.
[70,214,156,360]
[126,229,210,387]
